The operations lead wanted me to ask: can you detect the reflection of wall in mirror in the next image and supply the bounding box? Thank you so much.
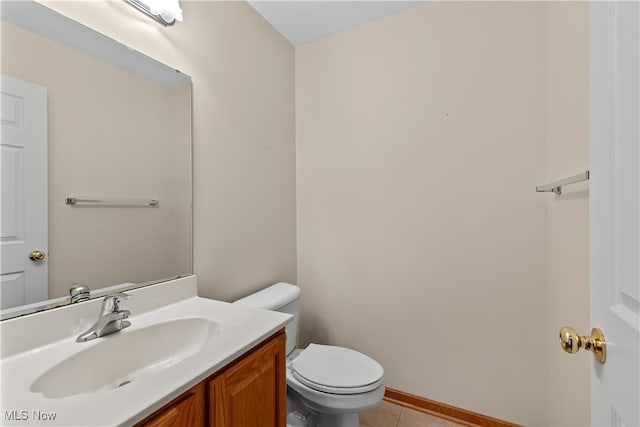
[1,22,192,299]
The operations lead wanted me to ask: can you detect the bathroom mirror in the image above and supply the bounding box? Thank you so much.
[0,1,192,320]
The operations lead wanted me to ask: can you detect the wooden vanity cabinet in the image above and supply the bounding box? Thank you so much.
[138,384,205,427]
[136,330,286,427]
[208,329,287,427]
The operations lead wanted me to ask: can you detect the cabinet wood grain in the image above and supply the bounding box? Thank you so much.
[208,331,286,427]
[138,383,205,427]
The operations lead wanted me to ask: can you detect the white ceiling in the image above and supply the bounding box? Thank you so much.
[247,1,425,46]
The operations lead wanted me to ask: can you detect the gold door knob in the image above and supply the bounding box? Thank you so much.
[28,250,46,262]
[559,326,606,363]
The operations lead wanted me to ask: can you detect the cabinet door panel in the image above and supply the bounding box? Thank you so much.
[138,383,204,427]
[209,332,286,427]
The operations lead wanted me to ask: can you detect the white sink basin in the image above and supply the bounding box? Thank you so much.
[1,276,292,426]
[30,317,219,398]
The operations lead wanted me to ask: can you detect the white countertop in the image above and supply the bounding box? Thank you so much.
[0,276,291,426]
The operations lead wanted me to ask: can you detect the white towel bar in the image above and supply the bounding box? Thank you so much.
[536,171,590,195]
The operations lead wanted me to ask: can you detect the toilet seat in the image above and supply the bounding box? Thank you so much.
[290,344,384,395]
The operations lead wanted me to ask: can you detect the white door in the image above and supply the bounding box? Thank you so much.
[590,2,640,426]
[1,75,48,309]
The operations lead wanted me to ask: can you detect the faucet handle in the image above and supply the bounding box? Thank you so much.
[69,283,91,304]
[102,292,130,313]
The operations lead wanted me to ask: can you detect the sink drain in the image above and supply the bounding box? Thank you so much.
[118,380,132,388]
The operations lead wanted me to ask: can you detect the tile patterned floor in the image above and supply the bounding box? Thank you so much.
[360,400,465,427]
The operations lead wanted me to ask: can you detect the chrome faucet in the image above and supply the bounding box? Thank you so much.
[76,293,131,342]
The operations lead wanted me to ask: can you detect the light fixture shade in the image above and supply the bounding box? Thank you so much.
[149,0,183,22]
[126,0,183,25]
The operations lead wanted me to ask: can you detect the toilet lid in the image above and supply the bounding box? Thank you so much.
[291,344,384,395]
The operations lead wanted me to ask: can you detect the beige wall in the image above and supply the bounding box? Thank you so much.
[545,3,590,425]
[295,2,549,425]
[23,1,591,424]
[35,0,297,301]
[2,22,192,297]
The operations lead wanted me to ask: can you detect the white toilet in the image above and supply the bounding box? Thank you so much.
[234,282,384,427]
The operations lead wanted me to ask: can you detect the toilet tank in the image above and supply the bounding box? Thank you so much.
[233,282,300,356]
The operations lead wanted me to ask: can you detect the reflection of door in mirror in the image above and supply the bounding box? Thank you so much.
[0,1,192,320]
[1,75,48,309]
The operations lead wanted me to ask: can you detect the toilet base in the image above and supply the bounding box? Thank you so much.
[287,393,316,427]
[287,388,362,427]
[285,408,359,427]
[317,413,359,427]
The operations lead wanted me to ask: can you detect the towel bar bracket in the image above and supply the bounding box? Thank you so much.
[536,171,589,195]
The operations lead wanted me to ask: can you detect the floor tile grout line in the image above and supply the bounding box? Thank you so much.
[395,406,403,427]
[361,399,465,427]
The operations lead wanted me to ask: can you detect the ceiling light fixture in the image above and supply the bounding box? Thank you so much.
[125,0,183,26]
